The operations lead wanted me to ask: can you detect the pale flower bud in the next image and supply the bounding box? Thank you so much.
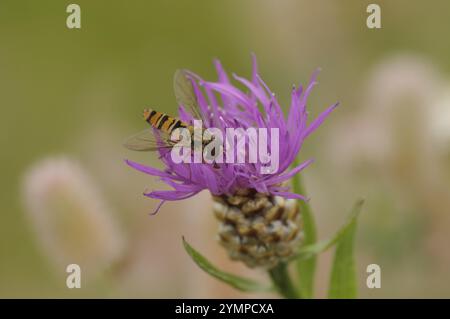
[22,157,125,279]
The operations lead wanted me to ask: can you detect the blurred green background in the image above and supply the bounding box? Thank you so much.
[1,0,450,298]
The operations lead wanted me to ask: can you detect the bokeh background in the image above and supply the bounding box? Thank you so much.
[1,0,450,298]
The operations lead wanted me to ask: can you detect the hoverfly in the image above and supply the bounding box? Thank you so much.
[124,70,215,155]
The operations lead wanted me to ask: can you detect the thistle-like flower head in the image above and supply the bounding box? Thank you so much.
[126,56,338,210]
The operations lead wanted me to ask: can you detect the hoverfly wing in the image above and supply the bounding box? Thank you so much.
[173,69,203,120]
[123,128,175,152]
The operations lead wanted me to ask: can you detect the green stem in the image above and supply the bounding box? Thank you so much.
[268,262,300,299]
[292,159,317,298]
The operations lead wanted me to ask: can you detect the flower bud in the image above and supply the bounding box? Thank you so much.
[22,157,125,279]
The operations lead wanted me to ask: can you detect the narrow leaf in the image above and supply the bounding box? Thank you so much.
[294,198,364,260]
[182,237,272,292]
[328,199,364,299]
[292,165,317,299]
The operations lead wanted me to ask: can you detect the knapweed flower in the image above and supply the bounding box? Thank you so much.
[126,56,337,268]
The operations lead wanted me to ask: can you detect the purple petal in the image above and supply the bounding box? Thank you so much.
[266,159,314,185]
[304,102,339,139]
[125,159,182,180]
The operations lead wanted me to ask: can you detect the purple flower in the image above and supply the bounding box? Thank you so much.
[126,56,338,212]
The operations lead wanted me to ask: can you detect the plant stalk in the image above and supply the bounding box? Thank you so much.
[268,262,300,299]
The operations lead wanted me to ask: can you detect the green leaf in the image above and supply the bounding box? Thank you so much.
[294,199,364,261]
[328,199,364,299]
[182,237,272,292]
[292,167,317,299]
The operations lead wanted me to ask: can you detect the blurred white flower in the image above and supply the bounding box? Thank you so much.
[328,54,443,171]
[22,157,125,280]
[366,55,440,112]
[429,86,450,156]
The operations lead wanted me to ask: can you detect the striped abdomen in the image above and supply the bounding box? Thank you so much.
[143,108,189,135]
